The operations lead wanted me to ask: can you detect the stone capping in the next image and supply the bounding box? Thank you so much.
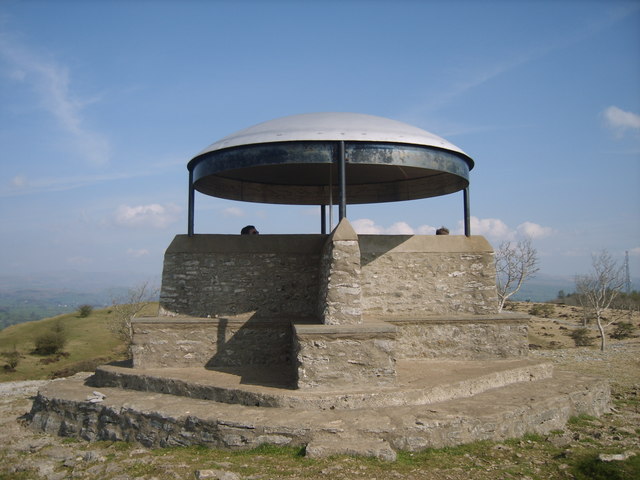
[132,316,315,327]
[358,234,493,253]
[166,233,326,254]
[293,322,396,336]
[375,312,530,325]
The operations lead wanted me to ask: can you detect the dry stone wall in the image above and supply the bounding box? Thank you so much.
[293,323,397,389]
[131,317,293,368]
[359,235,499,316]
[386,315,529,360]
[159,235,324,319]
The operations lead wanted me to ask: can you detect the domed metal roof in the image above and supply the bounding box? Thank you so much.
[188,112,474,205]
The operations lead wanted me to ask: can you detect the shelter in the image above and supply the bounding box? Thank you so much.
[186,112,474,234]
[27,113,609,460]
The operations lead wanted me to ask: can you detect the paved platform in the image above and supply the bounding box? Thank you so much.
[27,360,610,460]
[90,358,554,410]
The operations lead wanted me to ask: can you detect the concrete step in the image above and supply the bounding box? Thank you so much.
[28,369,609,459]
[90,358,553,410]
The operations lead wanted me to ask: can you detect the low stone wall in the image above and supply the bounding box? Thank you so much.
[359,235,498,316]
[158,230,499,321]
[384,313,529,360]
[131,317,293,368]
[159,234,324,318]
[293,323,397,389]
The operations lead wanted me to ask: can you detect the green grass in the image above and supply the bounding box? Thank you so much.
[0,303,157,381]
[567,414,599,427]
[570,451,640,480]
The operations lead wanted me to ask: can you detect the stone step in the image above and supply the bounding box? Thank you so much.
[28,369,609,458]
[305,432,397,461]
[90,358,553,410]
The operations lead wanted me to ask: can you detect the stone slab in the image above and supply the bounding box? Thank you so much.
[28,370,610,457]
[90,358,551,410]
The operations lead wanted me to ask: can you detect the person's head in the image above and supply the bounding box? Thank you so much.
[241,225,259,235]
[435,226,449,235]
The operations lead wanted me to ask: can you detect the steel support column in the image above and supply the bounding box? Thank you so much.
[320,205,327,234]
[338,140,346,221]
[188,168,195,237]
[463,187,470,237]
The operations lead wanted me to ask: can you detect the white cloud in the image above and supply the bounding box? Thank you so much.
[465,217,513,240]
[223,206,244,217]
[629,247,640,257]
[352,218,436,235]
[416,224,437,235]
[126,248,150,258]
[351,218,382,234]
[386,221,415,234]
[114,203,180,229]
[10,175,27,188]
[517,221,553,239]
[0,36,110,165]
[352,216,553,242]
[603,106,640,137]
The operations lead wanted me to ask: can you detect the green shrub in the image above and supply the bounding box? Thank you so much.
[33,321,67,355]
[610,321,635,340]
[529,303,555,318]
[570,327,594,347]
[77,304,94,318]
[2,349,21,371]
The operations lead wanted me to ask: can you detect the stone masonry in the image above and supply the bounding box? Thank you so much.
[133,219,519,388]
[316,219,363,325]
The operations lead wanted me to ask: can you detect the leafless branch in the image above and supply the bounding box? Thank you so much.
[495,238,540,312]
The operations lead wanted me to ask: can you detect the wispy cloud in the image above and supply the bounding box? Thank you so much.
[0,34,110,165]
[126,248,150,258]
[1,161,182,198]
[603,106,640,138]
[403,4,640,120]
[114,204,181,229]
[2,171,134,197]
[223,206,245,217]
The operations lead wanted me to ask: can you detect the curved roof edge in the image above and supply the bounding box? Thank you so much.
[195,112,472,164]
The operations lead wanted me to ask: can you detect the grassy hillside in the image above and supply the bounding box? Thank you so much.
[0,303,158,382]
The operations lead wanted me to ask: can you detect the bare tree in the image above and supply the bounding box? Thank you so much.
[495,238,540,312]
[110,281,159,351]
[575,250,625,351]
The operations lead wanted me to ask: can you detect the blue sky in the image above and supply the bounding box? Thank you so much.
[0,0,639,284]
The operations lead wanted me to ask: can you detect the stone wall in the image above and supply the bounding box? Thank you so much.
[131,317,293,368]
[359,235,498,316]
[293,323,397,389]
[316,219,363,325]
[384,314,529,360]
[159,234,324,319]
[140,227,511,378]
[159,232,498,321]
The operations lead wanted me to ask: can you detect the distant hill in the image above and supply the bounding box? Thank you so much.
[510,273,640,303]
[0,303,153,381]
[0,271,160,330]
